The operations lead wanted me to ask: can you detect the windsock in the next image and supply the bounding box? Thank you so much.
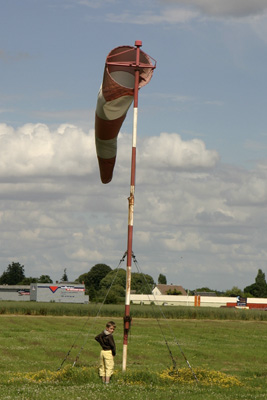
[95,45,155,184]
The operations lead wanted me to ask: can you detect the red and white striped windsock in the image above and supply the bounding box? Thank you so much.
[95,45,155,184]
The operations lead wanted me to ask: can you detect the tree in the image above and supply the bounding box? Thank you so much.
[225,286,244,297]
[76,264,155,302]
[76,273,87,284]
[0,262,25,285]
[255,269,267,297]
[167,288,182,295]
[20,277,38,285]
[77,264,112,300]
[86,264,112,290]
[132,272,155,294]
[98,284,125,304]
[100,269,126,291]
[196,287,214,293]
[244,269,267,298]
[38,275,53,283]
[61,268,68,282]
[158,274,167,285]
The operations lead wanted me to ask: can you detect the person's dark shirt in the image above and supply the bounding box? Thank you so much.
[95,330,116,356]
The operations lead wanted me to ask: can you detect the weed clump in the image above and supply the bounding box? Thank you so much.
[9,365,99,385]
[160,367,243,387]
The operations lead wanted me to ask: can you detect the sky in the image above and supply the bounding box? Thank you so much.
[1,0,267,291]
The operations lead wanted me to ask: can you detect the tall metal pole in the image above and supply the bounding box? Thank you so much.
[122,40,142,372]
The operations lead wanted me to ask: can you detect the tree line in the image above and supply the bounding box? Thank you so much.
[0,262,67,285]
[1,262,267,301]
[76,264,155,304]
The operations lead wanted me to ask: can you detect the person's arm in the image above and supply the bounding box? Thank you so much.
[95,332,103,344]
[109,335,116,356]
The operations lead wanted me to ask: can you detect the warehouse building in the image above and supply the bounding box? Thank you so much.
[0,285,30,301]
[30,282,89,303]
[0,283,88,303]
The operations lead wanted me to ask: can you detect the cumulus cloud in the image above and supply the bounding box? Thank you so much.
[164,0,267,18]
[138,132,219,169]
[0,123,266,290]
[105,0,267,26]
[106,8,198,24]
[0,124,218,180]
[0,123,96,177]
[226,173,267,206]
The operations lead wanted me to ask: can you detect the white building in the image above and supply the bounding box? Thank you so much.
[130,293,267,308]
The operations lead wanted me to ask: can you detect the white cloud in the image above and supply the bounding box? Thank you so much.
[0,123,96,177]
[106,8,198,24]
[138,132,219,169]
[0,123,266,290]
[249,13,267,44]
[163,0,267,18]
[163,231,202,251]
[77,0,117,8]
[104,1,267,26]
[226,173,267,206]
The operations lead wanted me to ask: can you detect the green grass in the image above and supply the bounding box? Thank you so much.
[0,313,266,399]
[0,301,266,320]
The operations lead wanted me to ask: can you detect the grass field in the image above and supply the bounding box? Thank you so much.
[0,306,266,399]
[0,301,266,320]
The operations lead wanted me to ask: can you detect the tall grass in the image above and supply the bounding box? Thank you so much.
[0,301,266,320]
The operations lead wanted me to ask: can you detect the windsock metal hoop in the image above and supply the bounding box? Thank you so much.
[103,46,156,101]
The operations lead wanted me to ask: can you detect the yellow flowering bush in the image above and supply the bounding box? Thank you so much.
[159,367,243,387]
[9,365,98,384]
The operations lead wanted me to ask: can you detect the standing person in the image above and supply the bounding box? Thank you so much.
[95,321,116,384]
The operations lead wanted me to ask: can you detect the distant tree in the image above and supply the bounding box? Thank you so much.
[132,272,155,294]
[98,284,125,304]
[244,282,257,297]
[196,287,214,293]
[158,274,167,285]
[225,286,244,297]
[77,264,112,300]
[100,269,126,291]
[167,288,182,295]
[244,269,267,298]
[38,275,53,283]
[99,270,155,294]
[93,269,155,303]
[0,262,25,285]
[87,264,112,289]
[255,269,267,297]
[76,264,154,302]
[77,264,112,289]
[20,277,38,285]
[186,289,194,295]
[131,272,143,291]
[61,268,68,282]
[76,273,87,284]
